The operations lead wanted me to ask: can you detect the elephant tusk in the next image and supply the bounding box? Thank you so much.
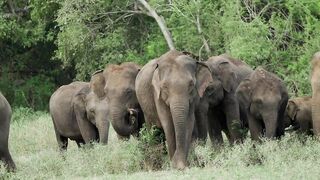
[128,108,138,115]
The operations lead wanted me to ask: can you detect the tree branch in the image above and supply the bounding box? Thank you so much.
[137,0,175,50]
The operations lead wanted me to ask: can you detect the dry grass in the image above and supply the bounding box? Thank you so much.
[1,108,320,179]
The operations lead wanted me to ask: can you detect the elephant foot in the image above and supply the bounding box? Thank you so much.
[172,153,187,170]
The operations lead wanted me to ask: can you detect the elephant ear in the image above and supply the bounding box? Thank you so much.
[218,61,236,93]
[196,62,214,98]
[75,86,90,104]
[152,65,161,100]
[287,100,298,121]
[236,78,252,109]
[90,71,106,98]
[73,86,90,119]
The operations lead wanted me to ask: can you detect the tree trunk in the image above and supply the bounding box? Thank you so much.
[137,0,175,50]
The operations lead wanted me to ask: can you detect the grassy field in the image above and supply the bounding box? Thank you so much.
[1,108,320,179]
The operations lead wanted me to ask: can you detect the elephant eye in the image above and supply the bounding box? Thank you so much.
[90,108,95,114]
[124,88,133,96]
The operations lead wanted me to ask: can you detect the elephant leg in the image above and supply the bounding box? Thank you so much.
[53,122,68,151]
[248,114,262,141]
[208,108,223,145]
[0,150,15,172]
[193,100,209,142]
[223,96,243,143]
[155,100,176,159]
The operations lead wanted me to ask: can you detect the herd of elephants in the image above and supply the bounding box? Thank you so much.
[1,50,320,171]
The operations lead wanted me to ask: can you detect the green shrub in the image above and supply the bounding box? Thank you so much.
[138,125,167,170]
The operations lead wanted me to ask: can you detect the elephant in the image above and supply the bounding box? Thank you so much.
[0,93,16,171]
[193,55,253,144]
[311,52,320,135]
[284,96,312,135]
[101,62,143,139]
[236,67,288,140]
[49,71,110,150]
[135,50,213,169]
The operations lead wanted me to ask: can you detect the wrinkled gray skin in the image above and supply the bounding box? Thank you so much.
[102,62,143,138]
[135,50,213,169]
[193,55,253,144]
[284,96,312,135]
[236,67,288,140]
[0,93,15,171]
[311,52,320,135]
[50,73,110,150]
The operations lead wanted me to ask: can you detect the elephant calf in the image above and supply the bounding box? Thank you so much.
[284,96,312,135]
[0,93,16,171]
[50,71,110,150]
[236,67,288,140]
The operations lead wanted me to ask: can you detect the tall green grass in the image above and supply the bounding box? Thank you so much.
[2,108,320,179]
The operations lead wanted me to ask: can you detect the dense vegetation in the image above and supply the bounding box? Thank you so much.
[2,108,320,178]
[1,0,320,110]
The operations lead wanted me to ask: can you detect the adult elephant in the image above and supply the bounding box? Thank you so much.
[102,62,143,138]
[194,55,253,144]
[50,71,110,150]
[311,52,320,135]
[284,96,312,135]
[236,67,288,140]
[0,93,16,171]
[135,50,213,169]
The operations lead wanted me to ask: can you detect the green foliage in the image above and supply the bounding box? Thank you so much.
[1,0,320,108]
[138,125,166,170]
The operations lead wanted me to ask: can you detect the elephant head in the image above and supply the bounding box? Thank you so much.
[204,56,238,105]
[102,62,142,138]
[152,50,213,169]
[284,100,299,129]
[74,71,110,144]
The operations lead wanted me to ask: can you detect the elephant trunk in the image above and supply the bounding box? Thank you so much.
[110,106,138,137]
[312,96,320,135]
[170,100,189,170]
[283,110,292,129]
[263,111,278,138]
[96,116,110,144]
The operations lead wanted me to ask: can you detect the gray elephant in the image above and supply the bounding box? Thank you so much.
[135,50,213,169]
[101,62,143,139]
[236,67,288,140]
[284,96,312,135]
[194,55,253,144]
[0,93,16,171]
[49,71,110,150]
[311,52,320,135]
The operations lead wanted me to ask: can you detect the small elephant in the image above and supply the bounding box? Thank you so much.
[135,50,213,169]
[284,96,312,135]
[49,71,110,150]
[0,93,16,171]
[236,67,288,140]
[101,62,143,138]
[194,55,253,144]
[311,52,320,135]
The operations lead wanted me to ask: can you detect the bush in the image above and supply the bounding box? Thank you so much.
[138,125,167,170]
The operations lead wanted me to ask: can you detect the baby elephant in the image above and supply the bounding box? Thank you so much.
[284,96,312,135]
[236,67,288,140]
[0,93,16,171]
[50,71,110,150]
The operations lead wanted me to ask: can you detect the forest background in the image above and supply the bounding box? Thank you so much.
[1,0,320,110]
